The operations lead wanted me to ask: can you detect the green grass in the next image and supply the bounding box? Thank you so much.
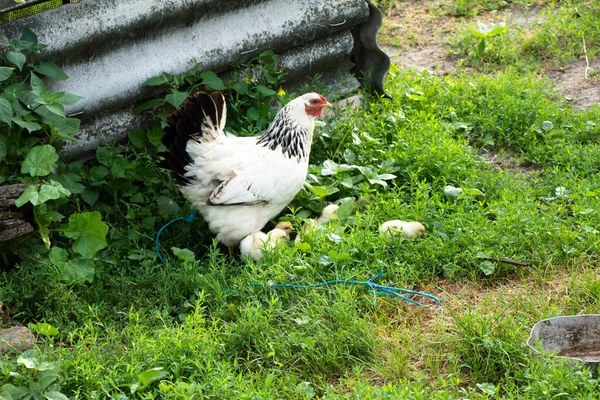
[449,0,600,70]
[2,1,600,398]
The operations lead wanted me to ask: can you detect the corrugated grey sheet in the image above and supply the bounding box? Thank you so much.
[2,0,377,156]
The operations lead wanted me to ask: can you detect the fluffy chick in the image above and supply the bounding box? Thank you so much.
[295,204,339,242]
[274,221,294,242]
[239,231,269,261]
[240,222,294,261]
[379,220,426,238]
[316,204,339,225]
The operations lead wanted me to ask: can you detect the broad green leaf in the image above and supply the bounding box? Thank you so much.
[59,258,95,284]
[541,120,554,132]
[479,260,496,276]
[200,71,225,90]
[294,242,311,253]
[128,129,147,148]
[307,185,333,199]
[246,107,260,120]
[54,92,83,106]
[377,173,396,180]
[21,145,59,176]
[443,185,463,199]
[138,368,169,387]
[256,85,277,97]
[34,60,68,80]
[40,180,71,202]
[462,188,484,197]
[17,355,38,369]
[14,185,39,207]
[3,82,24,101]
[49,246,69,266]
[51,117,80,140]
[135,98,165,114]
[44,392,69,400]
[143,74,170,86]
[96,147,112,166]
[1,384,29,398]
[6,51,26,70]
[146,123,164,146]
[110,156,128,178]
[0,95,13,125]
[89,165,110,182]
[231,80,248,95]
[336,197,355,220]
[13,118,42,132]
[476,383,496,396]
[28,322,59,337]
[0,67,14,81]
[165,90,188,108]
[45,102,65,117]
[339,177,353,188]
[80,189,99,206]
[21,28,38,44]
[327,250,349,262]
[51,173,85,194]
[130,192,144,203]
[30,72,46,96]
[38,369,60,389]
[171,247,196,263]
[64,211,108,258]
[320,160,338,176]
[157,196,180,216]
[474,21,508,38]
[14,181,70,207]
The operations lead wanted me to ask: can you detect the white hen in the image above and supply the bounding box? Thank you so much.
[161,91,331,254]
[379,220,426,238]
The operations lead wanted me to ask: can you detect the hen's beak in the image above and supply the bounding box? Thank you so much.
[321,101,332,108]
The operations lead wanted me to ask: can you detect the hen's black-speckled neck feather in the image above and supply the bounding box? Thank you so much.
[256,108,309,162]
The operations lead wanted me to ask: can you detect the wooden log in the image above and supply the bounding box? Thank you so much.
[0,184,35,242]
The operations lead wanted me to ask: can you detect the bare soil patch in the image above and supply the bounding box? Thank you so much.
[548,59,600,109]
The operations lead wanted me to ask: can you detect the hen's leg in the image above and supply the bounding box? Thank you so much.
[228,247,235,258]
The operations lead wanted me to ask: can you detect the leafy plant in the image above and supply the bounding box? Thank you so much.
[0,350,68,400]
[136,50,289,134]
[467,21,509,66]
[0,29,107,277]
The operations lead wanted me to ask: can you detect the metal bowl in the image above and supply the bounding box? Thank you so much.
[527,314,600,371]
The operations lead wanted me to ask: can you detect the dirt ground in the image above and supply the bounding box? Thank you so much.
[379,0,600,109]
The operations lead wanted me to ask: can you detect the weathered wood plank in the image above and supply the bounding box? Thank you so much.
[0,184,35,242]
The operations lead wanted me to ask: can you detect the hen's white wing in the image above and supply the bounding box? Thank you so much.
[209,174,267,205]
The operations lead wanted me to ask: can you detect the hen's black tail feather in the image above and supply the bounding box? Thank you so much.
[159,91,225,185]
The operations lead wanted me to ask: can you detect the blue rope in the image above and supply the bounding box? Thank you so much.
[155,211,203,265]
[251,269,441,308]
[156,215,440,307]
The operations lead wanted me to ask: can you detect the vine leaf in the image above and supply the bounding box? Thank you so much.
[34,60,68,80]
[64,212,108,258]
[21,145,59,176]
[0,95,13,125]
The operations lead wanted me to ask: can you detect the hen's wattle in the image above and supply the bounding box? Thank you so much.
[160,91,330,248]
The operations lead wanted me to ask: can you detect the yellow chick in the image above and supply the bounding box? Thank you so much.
[273,221,294,242]
[240,222,294,261]
[295,204,339,243]
[379,220,426,238]
[316,204,339,225]
[239,231,269,261]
